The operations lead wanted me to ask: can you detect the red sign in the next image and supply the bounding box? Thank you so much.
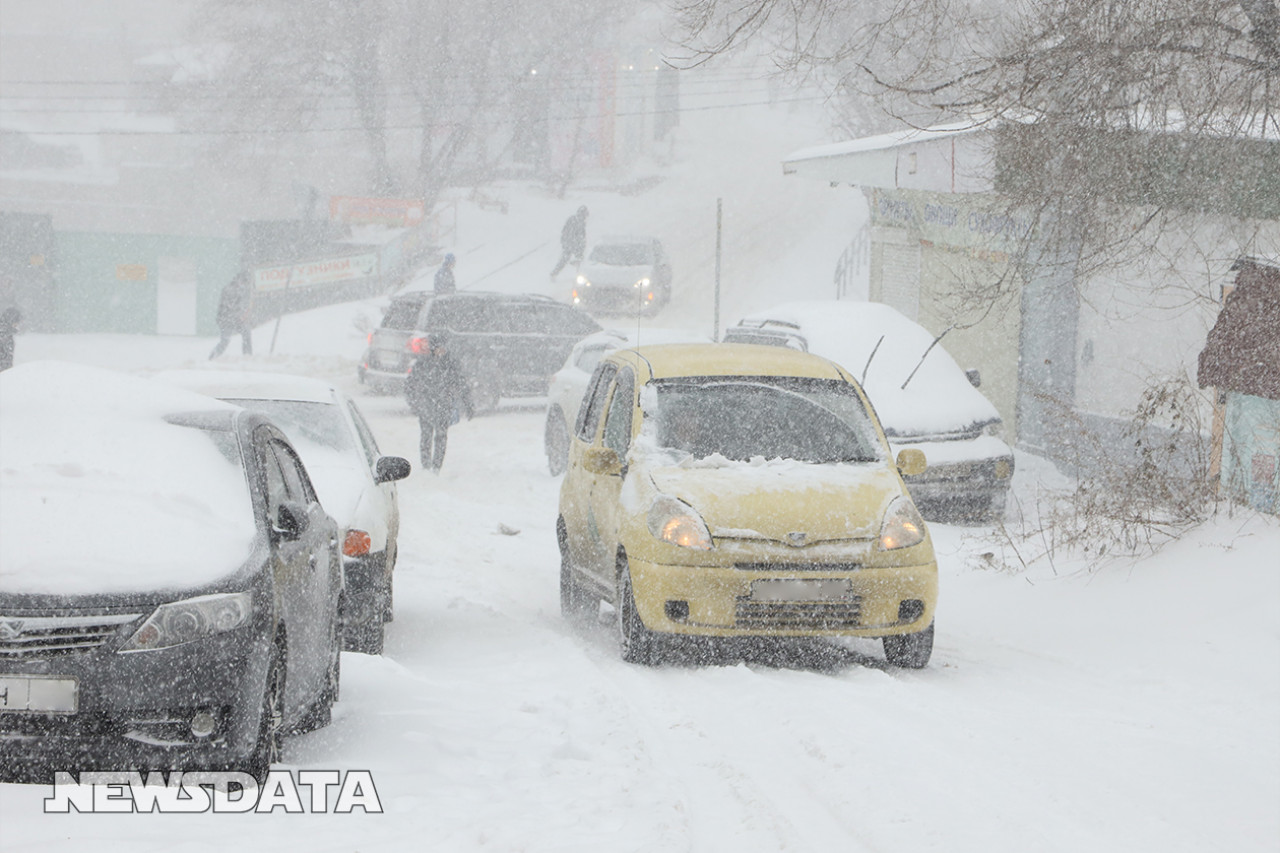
[329,197,425,227]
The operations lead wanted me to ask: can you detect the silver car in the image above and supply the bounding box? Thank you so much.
[157,371,410,654]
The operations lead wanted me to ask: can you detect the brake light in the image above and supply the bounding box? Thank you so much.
[367,331,373,345]
[343,529,372,557]
[410,337,427,354]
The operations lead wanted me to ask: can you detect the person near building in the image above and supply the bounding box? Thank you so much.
[550,206,589,278]
[0,307,21,371]
[434,253,457,295]
[404,332,473,471]
[209,271,254,359]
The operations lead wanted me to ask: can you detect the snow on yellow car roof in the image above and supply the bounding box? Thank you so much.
[616,342,849,381]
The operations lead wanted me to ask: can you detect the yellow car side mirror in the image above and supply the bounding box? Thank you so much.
[896,448,927,477]
[582,446,625,476]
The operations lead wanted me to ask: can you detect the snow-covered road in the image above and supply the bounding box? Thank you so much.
[3,99,1277,852]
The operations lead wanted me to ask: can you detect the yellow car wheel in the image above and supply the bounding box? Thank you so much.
[558,519,597,624]
[616,552,660,666]
[882,622,934,669]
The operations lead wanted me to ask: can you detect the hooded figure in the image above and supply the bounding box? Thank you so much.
[404,333,473,471]
[434,253,457,295]
[209,272,254,359]
[550,206,588,278]
[0,307,21,371]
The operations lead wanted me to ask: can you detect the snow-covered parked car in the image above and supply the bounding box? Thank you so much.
[544,327,709,475]
[729,301,1014,522]
[0,362,343,781]
[557,344,938,667]
[157,370,410,655]
[571,236,673,316]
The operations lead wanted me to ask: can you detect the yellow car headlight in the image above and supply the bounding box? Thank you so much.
[878,496,926,551]
[647,495,712,550]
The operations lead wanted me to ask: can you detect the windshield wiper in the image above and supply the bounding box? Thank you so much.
[901,325,954,391]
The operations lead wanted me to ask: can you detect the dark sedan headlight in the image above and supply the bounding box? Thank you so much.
[119,592,253,653]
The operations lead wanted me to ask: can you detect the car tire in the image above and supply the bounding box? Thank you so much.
[558,518,596,624]
[616,552,660,665]
[348,620,385,655]
[248,645,286,783]
[882,622,934,669]
[545,407,570,476]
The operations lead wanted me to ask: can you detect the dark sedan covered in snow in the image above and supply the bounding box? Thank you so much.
[0,362,343,781]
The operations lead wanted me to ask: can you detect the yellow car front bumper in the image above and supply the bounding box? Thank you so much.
[625,556,937,638]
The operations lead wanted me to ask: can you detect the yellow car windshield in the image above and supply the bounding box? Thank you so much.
[652,378,885,464]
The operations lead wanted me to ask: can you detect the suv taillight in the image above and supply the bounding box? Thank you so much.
[409,336,427,354]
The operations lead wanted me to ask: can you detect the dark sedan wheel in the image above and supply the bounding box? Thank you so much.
[545,407,570,476]
[883,622,934,669]
[248,646,286,783]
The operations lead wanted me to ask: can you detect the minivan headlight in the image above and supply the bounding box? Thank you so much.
[647,495,712,550]
[119,592,253,652]
[878,496,926,551]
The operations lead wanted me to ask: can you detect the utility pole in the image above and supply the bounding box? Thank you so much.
[714,198,722,342]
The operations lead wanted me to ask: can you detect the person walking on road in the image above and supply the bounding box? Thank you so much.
[209,271,254,359]
[405,332,473,471]
[550,206,588,278]
[0,307,21,371]
[434,253,457,295]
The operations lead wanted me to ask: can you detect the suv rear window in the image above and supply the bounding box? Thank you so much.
[381,295,428,331]
[427,298,492,332]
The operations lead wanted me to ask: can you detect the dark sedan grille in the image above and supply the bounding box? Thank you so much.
[734,597,864,630]
[0,614,142,659]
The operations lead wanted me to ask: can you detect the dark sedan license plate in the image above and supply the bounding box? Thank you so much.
[751,579,852,602]
[0,675,78,714]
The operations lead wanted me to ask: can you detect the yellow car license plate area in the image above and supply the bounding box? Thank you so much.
[749,578,852,601]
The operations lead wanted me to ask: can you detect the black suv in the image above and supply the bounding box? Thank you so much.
[359,291,601,409]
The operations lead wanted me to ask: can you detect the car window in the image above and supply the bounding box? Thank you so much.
[271,438,316,503]
[589,243,654,266]
[346,400,382,467]
[653,377,885,464]
[549,304,601,336]
[602,368,635,458]
[257,430,290,525]
[428,298,491,332]
[381,296,427,331]
[574,344,610,372]
[576,362,618,441]
[225,399,354,455]
[501,304,547,334]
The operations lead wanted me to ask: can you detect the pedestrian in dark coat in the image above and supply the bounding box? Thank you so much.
[209,272,254,359]
[434,253,457,295]
[404,334,473,471]
[550,206,588,278]
[0,307,21,371]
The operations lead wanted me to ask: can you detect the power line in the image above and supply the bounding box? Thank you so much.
[0,95,830,136]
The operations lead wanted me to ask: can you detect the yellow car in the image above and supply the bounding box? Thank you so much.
[556,343,938,667]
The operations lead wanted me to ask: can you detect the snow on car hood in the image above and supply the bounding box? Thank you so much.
[0,362,258,596]
[739,301,1000,438]
[648,458,901,543]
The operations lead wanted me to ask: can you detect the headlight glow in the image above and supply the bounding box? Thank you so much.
[119,592,253,652]
[637,277,651,289]
[878,496,927,551]
[647,495,712,550]
[576,274,589,286]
